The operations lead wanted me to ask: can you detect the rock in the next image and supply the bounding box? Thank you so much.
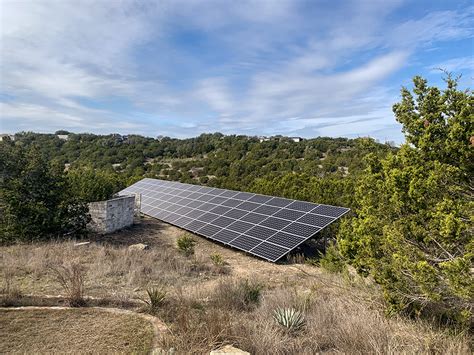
[74,241,91,247]
[210,345,250,355]
[128,243,149,251]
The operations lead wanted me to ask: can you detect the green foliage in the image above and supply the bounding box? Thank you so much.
[10,132,393,198]
[239,279,263,307]
[337,75,473,327]
[213,279,263,311]
[209,253,225,266]
[273,307,306,333]
[144,287,167,313]
[176,234,196,256]
[319,244,346,273]
[67,166,125,203]
[0,143,90,243]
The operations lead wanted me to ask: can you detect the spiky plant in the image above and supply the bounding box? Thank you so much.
[273,307,306,333]
[143,287,167,313]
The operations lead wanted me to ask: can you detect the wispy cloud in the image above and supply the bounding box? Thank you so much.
[428,56,474,73]
[0,0,472,142]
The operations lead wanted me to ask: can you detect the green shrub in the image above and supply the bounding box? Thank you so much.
[176,234,196,256]
[319,244,346,273]
[213,279,263,311]
[240,279,262,306]
[210,253,225,266]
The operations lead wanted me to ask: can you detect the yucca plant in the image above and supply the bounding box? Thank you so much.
[273,307,306,333]
[143,286,167,313]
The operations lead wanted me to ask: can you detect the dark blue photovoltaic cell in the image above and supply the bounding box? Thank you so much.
[245,225,277,240]
[197,224,222,237]
[119,178,349,262]
[311,204,349,218]
[227,220,254,233]
[251,242,289,260]
[224,209,249,219]
[208,196,227,205]
[209,205,232,215]
[240,213,268,224]
[248,194,273,204]
[286,201,318,212]
[221,199,243,208]
[236,201,260,211]
[259,217,292,230]
[273,208,305,221]
[266,197,292,208]
[211,216,235,228]
[230,236,262,251]
[267,231,306,249]
[297,213,334,227]
[253,205,280,216]
[213,229,240,243]
[199,212,220,223]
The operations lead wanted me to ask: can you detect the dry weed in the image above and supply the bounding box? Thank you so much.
[48,260,86,307]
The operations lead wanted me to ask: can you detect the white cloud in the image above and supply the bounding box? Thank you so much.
[0,0,472,142]
[428,56,474,74]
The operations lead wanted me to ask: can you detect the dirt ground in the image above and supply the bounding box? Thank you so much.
[0,307,154,353]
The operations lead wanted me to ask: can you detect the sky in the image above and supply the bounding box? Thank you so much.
[0,0,473,143]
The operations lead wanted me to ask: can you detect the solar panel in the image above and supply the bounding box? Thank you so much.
[119,178,349,262]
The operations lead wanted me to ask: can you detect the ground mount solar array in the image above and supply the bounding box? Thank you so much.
[119,178,350,262]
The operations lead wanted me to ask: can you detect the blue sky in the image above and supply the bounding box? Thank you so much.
[1,0,472,142]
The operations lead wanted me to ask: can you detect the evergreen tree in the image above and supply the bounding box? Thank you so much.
[337,75,473,326]
[0,143,90,243]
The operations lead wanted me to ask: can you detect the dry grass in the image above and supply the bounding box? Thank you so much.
[48,261,86,306]
[159,275,472,354]
[0,308,154,354]
[0,218,471,354]
[0,221,218,300]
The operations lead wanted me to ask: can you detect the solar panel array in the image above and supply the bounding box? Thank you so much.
[119,178,349,262]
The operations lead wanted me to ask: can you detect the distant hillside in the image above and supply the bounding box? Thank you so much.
[8,132,395,206]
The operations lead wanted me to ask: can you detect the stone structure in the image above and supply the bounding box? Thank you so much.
[88,195,135,234]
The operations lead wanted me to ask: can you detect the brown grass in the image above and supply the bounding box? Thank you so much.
[159,275,471,354]
[0,218,471,354]
[0,308,154,354]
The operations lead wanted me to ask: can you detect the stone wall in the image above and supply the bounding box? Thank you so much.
[88,195,135,234]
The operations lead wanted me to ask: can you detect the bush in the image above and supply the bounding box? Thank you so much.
[210,253,225,266]
[209,253,230,274]
[213,278,263,311]
[240,279,262,307]
[319,244,346,273]
[176,235,196,256]
[0,268,23,306]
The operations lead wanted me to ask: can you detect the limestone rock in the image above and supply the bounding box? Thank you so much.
[128,243,149,251]
[210,345,250,355]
